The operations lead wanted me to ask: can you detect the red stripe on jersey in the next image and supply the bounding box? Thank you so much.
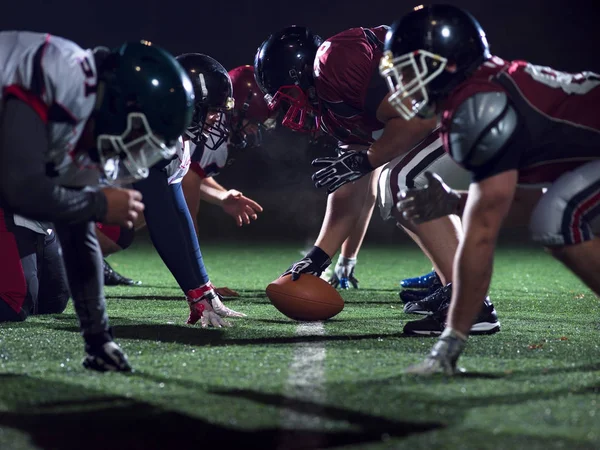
[0,208,27,313]
[3,85,49,123]
[189,162,207,179]
[571,191,600,244]
[95,223,122,244]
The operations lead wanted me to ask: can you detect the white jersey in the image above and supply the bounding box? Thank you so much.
[193,137,229,178]
[0,31,98,186]
[165,137,194,184]
[164,132,230,184]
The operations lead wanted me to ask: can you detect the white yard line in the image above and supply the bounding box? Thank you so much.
[278,322,327,448]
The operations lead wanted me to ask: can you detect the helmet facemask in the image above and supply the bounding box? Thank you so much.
[95,112,175,184]
[185,97,234,150]
[380,50,447,120]
[265,85,320,133]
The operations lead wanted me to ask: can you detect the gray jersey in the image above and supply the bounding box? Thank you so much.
[0,31,98,186]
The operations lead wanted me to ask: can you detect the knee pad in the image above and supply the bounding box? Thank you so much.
[97,224,136,250]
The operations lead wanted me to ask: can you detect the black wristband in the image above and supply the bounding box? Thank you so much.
[306,246,332,269]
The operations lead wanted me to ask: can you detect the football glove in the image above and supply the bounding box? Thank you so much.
[282,246,332,281]
[312,150,374,194]
[186,283,245,328]
[329,256,359,289]
[405,329,466,376]
[397,172,461,224]
[83,329,132,372]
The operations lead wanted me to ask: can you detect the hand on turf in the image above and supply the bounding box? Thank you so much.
[282,246,331,281]
[312,150,374,194]
[396,172,461,224]
[405,333,466,376]
[187,286,245,328]
[221,190,264,227]
[101,186,145,229]
[329,266,359,290]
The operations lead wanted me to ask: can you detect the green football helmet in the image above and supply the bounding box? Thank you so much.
[93,40,195,184]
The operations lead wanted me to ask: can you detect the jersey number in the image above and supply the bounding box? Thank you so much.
[313,41,331,78]
[79,56,97,96]
[524,64,600,95]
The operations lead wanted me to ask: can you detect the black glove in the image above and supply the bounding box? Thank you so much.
[311,150,374,194]
[83,328,132,372]
[282,246,332,281]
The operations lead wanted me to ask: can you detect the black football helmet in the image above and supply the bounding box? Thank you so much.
[379,4,491,120]
[254,26,323,133]
[176,53,234,149]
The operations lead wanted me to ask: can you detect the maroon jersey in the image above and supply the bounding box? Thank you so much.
[313,26,389,145]
[440,56,600,184]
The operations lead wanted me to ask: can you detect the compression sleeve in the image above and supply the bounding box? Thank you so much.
[0,97,107,224]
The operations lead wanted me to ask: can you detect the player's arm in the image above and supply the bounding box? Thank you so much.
[449,170,517,334]
[368,96,438,167]
[0,98,107,224]
[312,95,437,194]
[200,177,264,227]
[199,176,228,204]
[444,91,523,335]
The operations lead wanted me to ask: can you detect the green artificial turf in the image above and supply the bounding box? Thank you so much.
[0,238,598,449]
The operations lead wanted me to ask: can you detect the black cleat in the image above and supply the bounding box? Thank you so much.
[404,284,452,315]
[403,296,500,336]
[399,275,443,304]
[103,259,141,286]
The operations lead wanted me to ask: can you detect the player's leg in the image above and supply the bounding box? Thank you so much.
[132,167,243,325]
[181,169,203,234]
[54,220,131,371]
[330,167,382,289]
[378,146,469,301]
[396,215,462,286]
[95,223,139,286]
[0,209,38,321]
[36,230,70,315]
[530,160,600,296]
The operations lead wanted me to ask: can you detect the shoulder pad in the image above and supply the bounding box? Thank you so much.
[448,92,518,169]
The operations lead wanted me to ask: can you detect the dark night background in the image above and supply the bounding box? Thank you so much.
[2,0,599,243]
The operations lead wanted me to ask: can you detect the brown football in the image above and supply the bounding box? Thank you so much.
[266,274,344,321]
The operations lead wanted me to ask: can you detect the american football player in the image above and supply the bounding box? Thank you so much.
[180,65,270,233]
[97,53,248,326]
[0,216,69,320]
[254,25,500,335]
[0,32,195,371]
[382,4,600,374]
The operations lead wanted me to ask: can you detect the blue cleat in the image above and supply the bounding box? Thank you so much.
[400,270,440,290]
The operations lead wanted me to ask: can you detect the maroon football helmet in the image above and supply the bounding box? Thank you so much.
[228,65,275,148]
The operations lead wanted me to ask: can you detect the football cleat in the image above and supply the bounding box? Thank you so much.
[399,276,443,304]
[403,296,500,336]
[83,341,132,372]
[103,259,142,286]
[404,283,452,315]
[400,270,440,289]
